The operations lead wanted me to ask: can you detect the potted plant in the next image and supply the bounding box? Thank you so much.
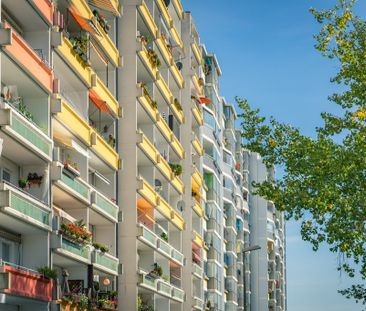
[64,156,80,178]
[60,221,92,245]
[98,298,115,310]
[169,163,182,176]
[18,177,29,189]
[37,266,58,280]
[70,34,90,66]
[138,295,154,311]
[146,49,161,69]
[93,242,109,253]
[93,10,110,33]
[160,232,168,242]
[27,172,43,187]
[148,263,163,279]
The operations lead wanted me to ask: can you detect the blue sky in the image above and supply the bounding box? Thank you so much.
[182,0,365,310]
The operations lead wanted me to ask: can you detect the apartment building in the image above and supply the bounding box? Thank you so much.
[0,1,285,311]
[249,153,286,311]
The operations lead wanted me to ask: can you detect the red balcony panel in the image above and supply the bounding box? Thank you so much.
[0,265,53,301]
[31,0,54,25]
[3,22,53,93]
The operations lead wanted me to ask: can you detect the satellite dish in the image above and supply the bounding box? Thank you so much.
[176,61,183,71]
[177,200,185,212]
[164,0,170,6]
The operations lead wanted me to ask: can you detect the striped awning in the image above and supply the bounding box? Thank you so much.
[88,0,120,16]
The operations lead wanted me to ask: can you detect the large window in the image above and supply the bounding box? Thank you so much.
[204,172,221,203]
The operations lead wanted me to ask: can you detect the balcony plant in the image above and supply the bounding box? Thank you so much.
[98,298,116,310]
[27,172,43,187]
[93,10,110,34]
[60,220,92,245]
[70,34,90,67]
[37,266,58,280]
[148,263,163,279]
[138,295,154,311]
[18,177,29,189]
[160,232,168,242]
[18,101,34,122]
[62,293,89,310]
[64,156,80,178]
[93,242,109,254]
[146,49,161,69]
[169,163,182,176]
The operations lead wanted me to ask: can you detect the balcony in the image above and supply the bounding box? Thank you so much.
[192,41,203,66]
[156,36,173,66]
[157,279,172,298]
[89,0,120,15]
[92,250,119,276]
[193,297,204,310]
[192,105,204,126]
[138,270,157,291]
[90,75,119,118]
[192,166,204,189]
[0,262,52,301]
[170,25,183,49]
[139,44,159,80]
[53,32,93,87]
[136,176,159,207]
[0,182,51,231]
[0,103,53,162]
[192,134,204,156]
[0,22,53,93]
[172,0,184,19]
[138,1,158,38]
[170,63,184,89]
[192,73,203,96]
[52,165,91,205]
[156,0,173,28]
[193,230,204,248]
[52,235,91,264]
[172,286,185,302]
[137,223,184,265]
[91,189,118,223]
[91,131,119,170]
[171,134,185,160]
[192,199,204,218]
[31,0,54,25]
[192,262,203,278]
[137,84,159,121]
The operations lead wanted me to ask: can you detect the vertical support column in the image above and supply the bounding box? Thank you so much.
[181,12,193,311]
[117,1,139,310]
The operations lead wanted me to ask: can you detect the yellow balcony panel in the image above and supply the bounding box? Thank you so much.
[191,41,203,65]
[156,113,173,143]
[172,0,183,19]
[192,136,204,156]
[155,37,173,66]
[171,175,184,195]
[193,199,204,218]
[157,156,173,182]
[192,166,204,188]
[170,63,184,89]
[56,33,93,87]
[139,45,158,80]
[89,0,120,16]
[193,231,204,248]
[138,1,158,38]
[192,73,203,96]
[192,106,203,126]
[170,26,183,49]
[171,211,185,231]
[52,97,92,145]
[137,176,159,207]
[137,131,159,164]
[92,17,119,67]
[156,0,173,28]
[156,75,173,105]
[70,0,93,20]
[137,84,159,122]
[171,135,185,160]
[90,75,119,117]
[91,132,119,170]
[158,196,173,221]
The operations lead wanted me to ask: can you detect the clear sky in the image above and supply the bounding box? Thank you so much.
[182,0,365,310]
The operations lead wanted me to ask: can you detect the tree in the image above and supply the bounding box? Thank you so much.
[238,0,366,305]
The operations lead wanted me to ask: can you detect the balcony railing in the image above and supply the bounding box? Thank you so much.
[91,189,118,222]
[60,172,90,201]
[192,262,203,278]
[0,261,53,301]
[0,103,53,161]
[0,182,50,229]
[52,235,91,264]
[92,250,119,276]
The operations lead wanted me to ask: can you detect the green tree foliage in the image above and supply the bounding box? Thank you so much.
[238,0,366,305]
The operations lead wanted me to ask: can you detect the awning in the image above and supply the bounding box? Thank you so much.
[53,131,90,158]
[88,0,120,16]
[68,3,98,34]
[53,206,76,223]
[198,97,211,105]
[89,90,111,113]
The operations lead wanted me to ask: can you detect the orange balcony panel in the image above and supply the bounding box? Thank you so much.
[2,23,53,93]
[31,0,54,24]
[0,264,53,301]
